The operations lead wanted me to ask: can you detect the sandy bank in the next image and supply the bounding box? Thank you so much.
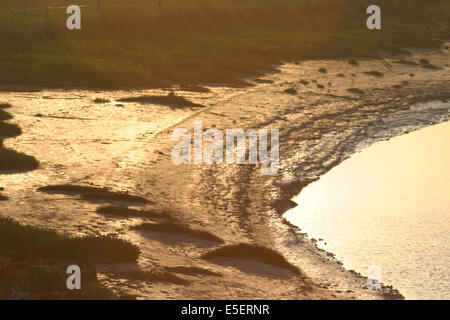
[0,45,448,299]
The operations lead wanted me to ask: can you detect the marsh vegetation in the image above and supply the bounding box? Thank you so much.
[0,0,448,87]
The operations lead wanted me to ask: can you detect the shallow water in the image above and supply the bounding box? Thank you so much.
[285,121,450,300]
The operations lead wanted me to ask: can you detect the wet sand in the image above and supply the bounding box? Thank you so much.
[0,45,449,299]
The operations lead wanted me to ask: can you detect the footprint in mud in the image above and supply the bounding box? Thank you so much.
[37,184,151,204]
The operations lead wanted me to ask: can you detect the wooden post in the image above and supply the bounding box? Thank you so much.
[97,0,101,12]
[158,0,162,9]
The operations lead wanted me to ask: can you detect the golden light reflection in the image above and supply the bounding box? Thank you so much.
[285,121,450,299]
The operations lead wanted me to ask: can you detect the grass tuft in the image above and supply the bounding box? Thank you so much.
[0,0,447,88]
[0,216,140,263]
[363,70,384,77]
[201,243,301,275]
[118,92,205,109]
[38,185,150,204]
[0,103,39,171]
[0,110,12,121]
[346,88,364,94]
[93,98,110,104]
[0,122,22,138]
[299,80,309,85]
[283,87,297,95]
[96,205,172,220]
[0,148,39,171]
[132,222,223,243]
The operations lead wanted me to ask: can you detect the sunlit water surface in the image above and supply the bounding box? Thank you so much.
[285,121,450,300]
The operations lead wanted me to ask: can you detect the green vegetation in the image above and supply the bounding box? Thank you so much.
[0,122,22,138]
[284,87,297,95]
[0,262,119,299]
[347,87,364,94]
[0,147,39,171]
[96,205,173,220]
[0,216,138,299]
[38,184,151,203]
[118,92,205,109]
[0,103,39,171]
[201,243,301,275]
[0,216,140,262]
[0,0,448,88]
[132,221,223,243]
[348,59,359,66]
[93,98,110,103]
[418,58,441,69]
[0,110,13,121]
[363,70,384,77]
[395,59,419,66]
